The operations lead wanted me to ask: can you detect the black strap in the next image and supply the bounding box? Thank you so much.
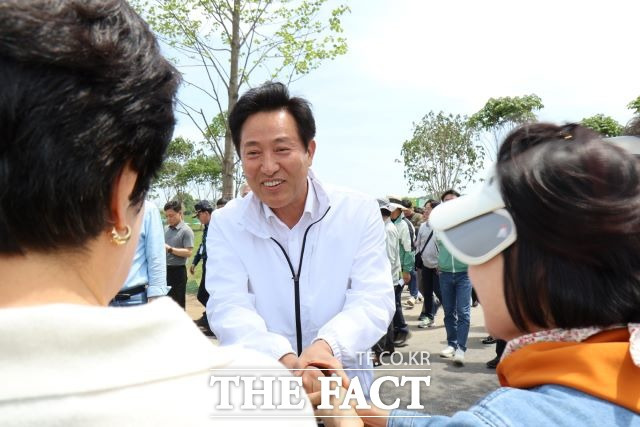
[114,284,147,301]
[270,206,331,356]
[417,231,434,257]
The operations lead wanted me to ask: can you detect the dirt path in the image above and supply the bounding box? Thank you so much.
[185,293,205,321]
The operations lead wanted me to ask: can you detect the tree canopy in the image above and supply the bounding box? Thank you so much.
[155,137,222,203]
[628,96,640,116]
[468,94,544,159]
[401,111,483,197]
[580,114,623,137]
[134,0,349,197]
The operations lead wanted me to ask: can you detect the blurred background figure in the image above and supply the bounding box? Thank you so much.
[164,200,194,309]
[111,200,169,306]
[238,182,251,198]
[190,200,214,336]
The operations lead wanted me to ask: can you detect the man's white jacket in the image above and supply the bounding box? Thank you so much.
[205,171,395,386]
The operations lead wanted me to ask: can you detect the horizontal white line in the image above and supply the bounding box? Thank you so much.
[209,368,432,371]
[210,416,432,418]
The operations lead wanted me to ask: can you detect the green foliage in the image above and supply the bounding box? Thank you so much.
[401,112,484,196]
[155,137,223,201]
[469,94,544,158]
[469,94,544,130]
[580,114,623,137]
[628,96,640,115]
[172,191,196,213]
[132,0,350,196]
[186,228,204,295]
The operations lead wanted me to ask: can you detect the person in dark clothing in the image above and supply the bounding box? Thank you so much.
[191,200,214,336]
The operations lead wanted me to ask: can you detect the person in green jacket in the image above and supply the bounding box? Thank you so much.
[437,189,472,366]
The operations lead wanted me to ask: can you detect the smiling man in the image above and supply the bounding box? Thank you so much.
[204,82,395,393]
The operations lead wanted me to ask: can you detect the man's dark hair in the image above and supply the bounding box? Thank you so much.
[216,198,229,208]
[164,201,182,213]
[440,190,460,201]
[228,81,316,157]
[424,199,438,209]
[426,200,440,209]
[401,198,413,209]
[497,122,640,331]
[0,0,180,254]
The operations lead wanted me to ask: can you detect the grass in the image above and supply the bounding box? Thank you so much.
[186,226,203,295]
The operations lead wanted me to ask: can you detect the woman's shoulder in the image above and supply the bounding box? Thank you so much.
[470,385,640,426]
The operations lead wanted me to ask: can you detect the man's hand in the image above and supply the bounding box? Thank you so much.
[296,340,349,394]
[189,264,196,275]
[309,385,364,427]
[278,352,298,370]
[402,271,411,284]
[165,244,171,252]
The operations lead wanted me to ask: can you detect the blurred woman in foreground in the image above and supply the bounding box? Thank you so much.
[336,123,640,426]
[0,1,313,425]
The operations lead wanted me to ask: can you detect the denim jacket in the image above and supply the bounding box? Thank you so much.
[388,385,640,426]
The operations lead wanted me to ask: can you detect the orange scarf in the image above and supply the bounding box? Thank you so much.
[497,328,640,413]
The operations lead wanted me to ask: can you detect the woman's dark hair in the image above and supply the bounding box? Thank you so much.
[0,0,180,254]
[228,81,316,157]
[497,122,640,330]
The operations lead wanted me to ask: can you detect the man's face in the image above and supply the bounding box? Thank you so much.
[443,194,458,203]
[240,110,315,219]
[196,211,211,225]
[423,204,433,220]
[390,208,401,220]
[165,208,181,227]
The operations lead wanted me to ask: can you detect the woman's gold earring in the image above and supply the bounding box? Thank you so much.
[110,225,132,245]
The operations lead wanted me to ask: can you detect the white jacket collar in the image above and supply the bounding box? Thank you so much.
[240,169,331,238]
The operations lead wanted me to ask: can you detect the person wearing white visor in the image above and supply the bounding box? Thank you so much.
[322,122,640,426]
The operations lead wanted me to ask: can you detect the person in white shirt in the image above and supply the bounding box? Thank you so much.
[206,82,395,394]
[415,200,442,328]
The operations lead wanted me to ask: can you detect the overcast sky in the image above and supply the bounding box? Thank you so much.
[173,0,640,198]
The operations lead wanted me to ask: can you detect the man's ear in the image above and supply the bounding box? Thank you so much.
[110,163,138,232]
[306,139,316,166]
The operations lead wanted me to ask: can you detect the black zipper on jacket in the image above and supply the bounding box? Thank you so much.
[269,206,331,356]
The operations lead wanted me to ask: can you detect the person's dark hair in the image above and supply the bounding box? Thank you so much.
[496,122,640,331]
[624,117,640,136]
[0,0,180,255]
[380,208,392,218]
[401,198,413,209]
[424,199,438,209]
[440,190,460,201]
[228,81,316,157]
[216,198,229,208]
[164,201,182,213]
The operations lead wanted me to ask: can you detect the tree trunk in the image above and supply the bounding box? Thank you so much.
[222,0,241,199]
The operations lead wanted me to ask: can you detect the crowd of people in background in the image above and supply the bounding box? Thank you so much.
[376,192,486,368]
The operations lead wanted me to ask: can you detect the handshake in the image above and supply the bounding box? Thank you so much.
[280,340,389,427]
